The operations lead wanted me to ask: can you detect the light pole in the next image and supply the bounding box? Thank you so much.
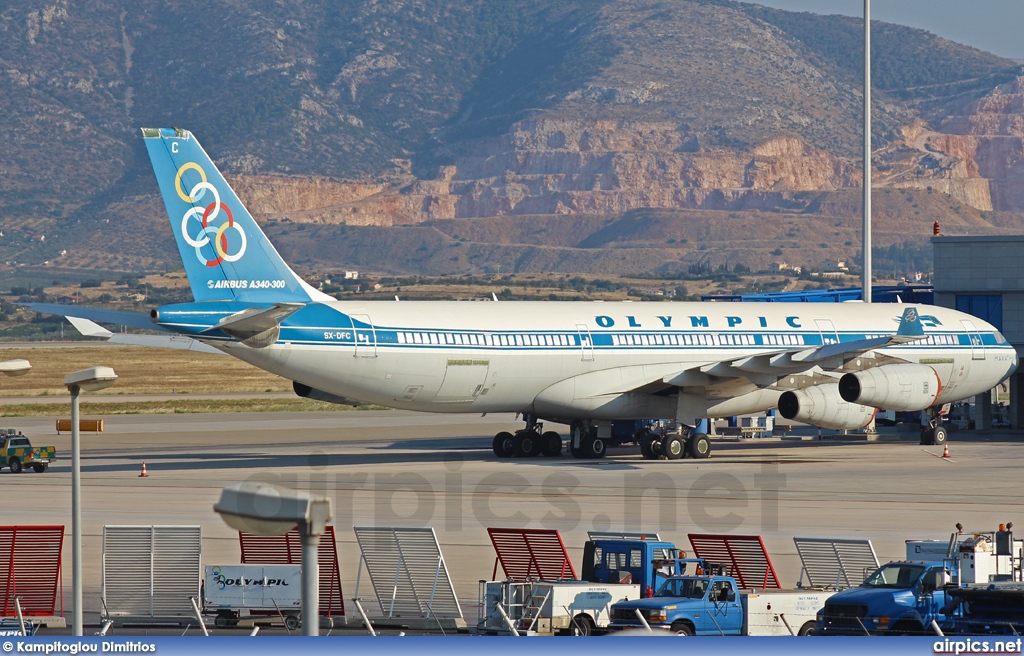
[214,482,332,636]
[64,366,117,636]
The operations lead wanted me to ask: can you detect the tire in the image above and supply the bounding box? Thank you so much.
[214,611,237,628]
[513,430,540,457]
[798,620,817,636]
[639,438,657,460]
[932,425,948,445]
[688,433,711,459]
[887,620,924,636]
[284,614,300,631]
[32,463,47,473]
[9,458,22,474]
[662,436,684,460]
[541,431,562,457]
[920,427,933,445]
[669,620,693,636]
[569,614,594,636]
[492,432,514,458]
[582,435,606,459]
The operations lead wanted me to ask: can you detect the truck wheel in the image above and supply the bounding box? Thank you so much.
[214,611,237,628]
[284,614,300,631]
[798,621,816,636]
[492,432,514,458]
[688,434,711,459]
[8,458,22,474]
[541,431,562,457]
[32,463,47,473]
[662,436,684,460]
[669,620,693,636]
[888,620,924,636]
[569,614,594,636]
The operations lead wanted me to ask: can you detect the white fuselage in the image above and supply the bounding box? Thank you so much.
[206,300,1017,422]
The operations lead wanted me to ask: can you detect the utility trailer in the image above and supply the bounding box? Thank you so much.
[203,565,302,629]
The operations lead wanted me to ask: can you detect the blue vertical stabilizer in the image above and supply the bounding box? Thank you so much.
[141,127,327,303]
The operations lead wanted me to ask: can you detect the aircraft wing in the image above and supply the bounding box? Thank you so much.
[66,316,224,354]
[22,303,169,332]
[664,306,928,392]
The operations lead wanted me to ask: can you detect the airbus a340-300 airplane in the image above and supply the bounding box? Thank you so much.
[31,128,1018,460]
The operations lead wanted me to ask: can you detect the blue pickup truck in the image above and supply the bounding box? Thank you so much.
[818,561,953,635]
[609,569,828,636]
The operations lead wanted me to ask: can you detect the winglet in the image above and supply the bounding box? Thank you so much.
[896,306,926,339]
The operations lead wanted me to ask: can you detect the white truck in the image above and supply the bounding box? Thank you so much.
[203,565,302,629]
[478,580,640,636]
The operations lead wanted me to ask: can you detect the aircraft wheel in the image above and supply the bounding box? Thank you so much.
[639,437,657,460]
[932,425,948,445]
[688,433,711,459]
[513,430,540,457]
[492,432,514,458]
[541,431,562,457]
[582,435,606,459]
[662,435,684,460]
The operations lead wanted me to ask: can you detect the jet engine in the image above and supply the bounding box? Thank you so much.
[778,383,875,430]
[838,364,941,412]
[293,381,362,406]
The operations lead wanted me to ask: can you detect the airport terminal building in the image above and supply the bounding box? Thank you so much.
[932,235,1024,430]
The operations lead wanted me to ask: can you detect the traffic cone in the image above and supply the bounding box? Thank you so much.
[941,443,950,459]
[139,462,149,477]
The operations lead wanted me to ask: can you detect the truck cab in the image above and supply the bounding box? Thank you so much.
[582,538,683,598]
[609,574,743,635]
[819,561,953,635]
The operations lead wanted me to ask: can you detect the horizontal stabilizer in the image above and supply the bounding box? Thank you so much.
[22,303,168,332]
[67,316,222,353]
[203,303,303,336]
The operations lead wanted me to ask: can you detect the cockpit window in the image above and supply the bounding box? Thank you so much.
[994,331,1009,345]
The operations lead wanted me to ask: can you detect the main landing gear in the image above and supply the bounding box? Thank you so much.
[492,419,714,460]
[492,415,562,458]
[637,426,711,461]
[920,407,949,446]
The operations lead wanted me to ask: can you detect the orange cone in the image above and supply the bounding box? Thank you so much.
[139,462,149,477]
[942,443,950,459]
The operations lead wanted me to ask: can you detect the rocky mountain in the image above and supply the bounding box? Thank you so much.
[2,0,1024,279]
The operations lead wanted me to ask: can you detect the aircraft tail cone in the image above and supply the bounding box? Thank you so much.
[942,443,950,459]
[139,462,149,477]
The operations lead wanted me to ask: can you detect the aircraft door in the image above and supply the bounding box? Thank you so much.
[434,359,489,403]
[961,320,985,361]
[352,313,377,357]
[576,324,594,362]
[815,319,839,346]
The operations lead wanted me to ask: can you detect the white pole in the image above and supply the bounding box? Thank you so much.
[71,385,83,636]
[863,0,873,303]
[300,524,320,636]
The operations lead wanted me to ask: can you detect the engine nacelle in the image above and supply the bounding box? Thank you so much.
[838,364,941,412]
[293,381,362,406]
[778,383,875,430]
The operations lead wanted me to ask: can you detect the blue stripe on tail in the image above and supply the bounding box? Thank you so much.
[142,127,326,303]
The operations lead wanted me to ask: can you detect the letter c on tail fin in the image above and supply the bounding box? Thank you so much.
[141,127,331,304]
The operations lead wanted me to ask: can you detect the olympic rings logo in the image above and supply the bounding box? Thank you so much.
[175,162,247,267]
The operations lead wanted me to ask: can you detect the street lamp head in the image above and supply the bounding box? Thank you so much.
[214,482,332,536]
[64,366,117,392]
[0,359,31,377]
